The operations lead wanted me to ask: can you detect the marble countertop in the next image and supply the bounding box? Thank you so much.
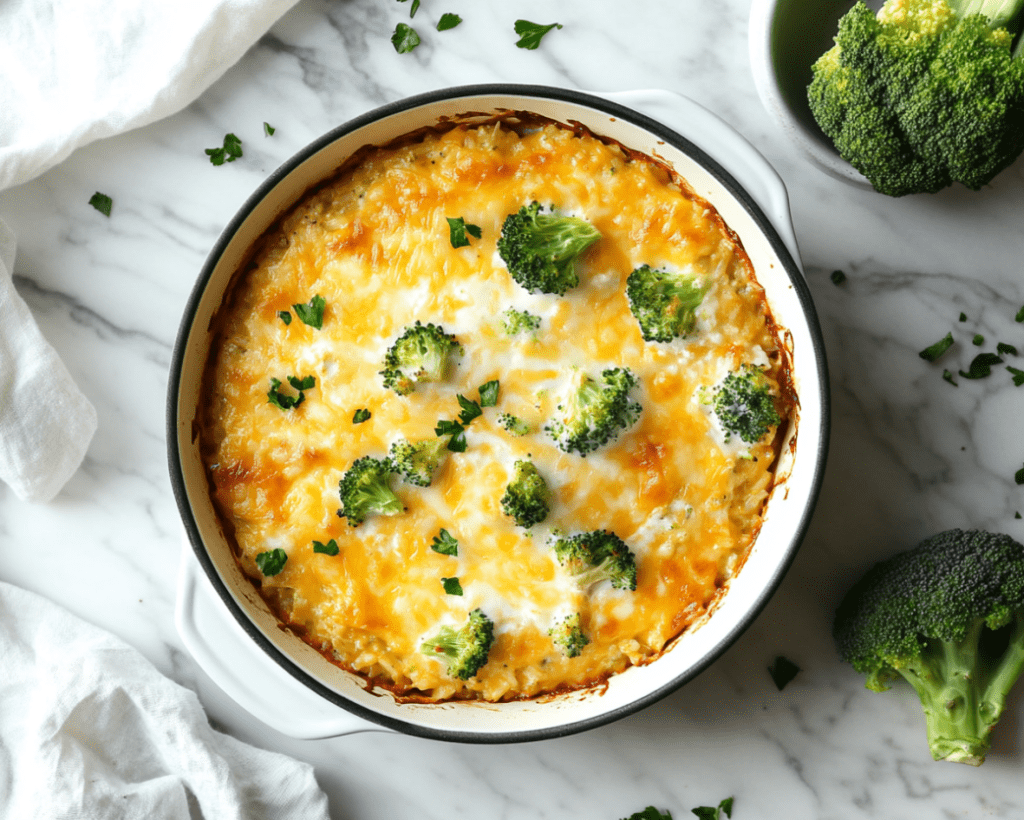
[2,1,1023,817]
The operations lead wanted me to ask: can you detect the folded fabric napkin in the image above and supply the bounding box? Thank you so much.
[0,581,331,819]
[0,219,98,502]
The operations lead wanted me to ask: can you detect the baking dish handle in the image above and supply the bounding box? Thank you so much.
[598,89,803,271]
[175,544,390,739]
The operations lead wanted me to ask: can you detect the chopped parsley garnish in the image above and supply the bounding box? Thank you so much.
[959,352,1003,380]
[478,379,500,407]
[312,539,339,556]
[392,22,420,52]
[292,294,326,329]
[278,310,292,325]
[691,798,734,820]
[88,192,113,216]
[457,394,483,425]
[255,548,288,576]
[1017,512,1023,519]
[435,418,468,452]
[263,122,276,136]
[622,809,672,820]
[441,576,463,596]
[431,528,459,556]
[447,216,481,247]
[1008,366,1024,386]
[959,312,968,322]
[206,133,243,165]
[918,332,954,362]
[768,655,801,690]
[972,334,985,346]
[942,369,958,386]
[997,342,1018,356]
[437,12,462,30]
[267,375,315,410]
[513,19,562,49]
[352,408,372,424]
[1016,304,1024,323]
[397,0,420,16]
[830,269,846,285]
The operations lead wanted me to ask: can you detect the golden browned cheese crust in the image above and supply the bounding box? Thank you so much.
[200,121,791,702]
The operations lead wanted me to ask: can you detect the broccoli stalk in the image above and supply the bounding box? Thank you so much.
[834,529,1024,765]
[546,367,642,456]
[499,459,552,529]
[389,437,448,487]
[420,608,496,680]
[808,0,1024,196]
[552,530,637,591]
[337,456,403,526]
[496,202,601,295]
[380,321,462,395]
[626,264,709,342]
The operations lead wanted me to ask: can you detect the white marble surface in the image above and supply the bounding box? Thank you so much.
[2,1,1024,817]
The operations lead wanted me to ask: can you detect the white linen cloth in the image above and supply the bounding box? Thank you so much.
[0,581,331,820]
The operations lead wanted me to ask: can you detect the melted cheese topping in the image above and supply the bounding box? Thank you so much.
[201,122,789,702]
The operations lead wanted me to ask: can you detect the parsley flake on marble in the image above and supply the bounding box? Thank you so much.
[959,352,1003,380]
[437,12,462,30]
[88,192,113,217]
[206,133,243,165]
[397,0,420,17]
[830,269,846,285]
[1008,366,1024,386]
[621,809,672,820]
[942,369,958,386]
[959,312,968,322]
[1016,305,1024,323]
[513,19,562,49]
[768,655,801,690]
[313,539,340,556]
[447,216,481,248]
[392,22,420,52]
[918,332,954,362]
[430,528,459,556]
[973,334,985,346]
[293,294,326,329]
[1016,465,1024,485]
[691,797,734,820]
[997,342,1018,357]
[255,548,288,576]
[263,122,276,136]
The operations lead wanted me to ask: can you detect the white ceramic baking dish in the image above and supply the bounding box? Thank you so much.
[168,85,829,743]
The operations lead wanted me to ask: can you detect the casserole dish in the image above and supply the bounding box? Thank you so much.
[168,85,829,742]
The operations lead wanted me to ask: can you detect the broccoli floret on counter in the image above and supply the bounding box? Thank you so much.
[499,459,552,529]
[834,529,1024,765]
[501,307,542,336]
[625,264,709,342]
[707,364,781,445]
[807,0,1024,196]
[380,321,462,395]
[337,456,403,527]
[546,367,641,456]
[552,530,637,591]
[389,437,448,487]
[548,612,590,657]
[420,608,496,680]
[498,412,531,437]
[496,201,601,295]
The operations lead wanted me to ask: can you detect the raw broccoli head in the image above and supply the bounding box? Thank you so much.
[388,437,448,487]
[708,364,781,445]
[337,456,403,526]
[625,264,709,342]
[834,529,1024,765]
[499,459,552,529]
[552,530,637,591]
[808,0,1024,196]
[549,612,590,657]
[546,367,642,456]
[420,608,496,680]
[496,202,601,295]
[380,321,462,395]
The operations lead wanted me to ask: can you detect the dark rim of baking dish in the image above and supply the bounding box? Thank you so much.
[167,82,831,745]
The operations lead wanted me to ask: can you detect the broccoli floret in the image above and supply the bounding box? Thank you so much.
[625,264,709,342]
[420,608,496,680]
[499,459,552,529]
[337,456,403,526]
[498,412,531,436]
[834,529,1024,765]
[546,367,641,456]
[808,0,1024,196]
[380,321,462,395]
[707,364,781,445]
[496,202,601,295]
[549,612,590,657]
[388,437,448,487]
[552,530,637,591]
[501,307,542,336]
